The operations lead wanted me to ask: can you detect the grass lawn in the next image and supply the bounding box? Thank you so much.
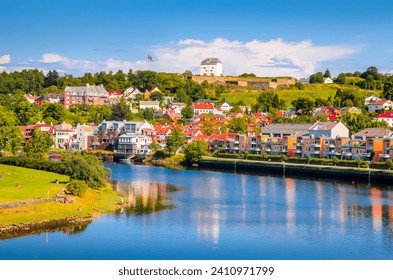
[0,164,121,226]
[0,164,69,202]
[220,84,381,108]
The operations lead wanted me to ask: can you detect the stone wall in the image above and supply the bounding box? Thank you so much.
[0,198,56,210]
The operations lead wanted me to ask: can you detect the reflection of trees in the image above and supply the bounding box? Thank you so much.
[69,223,89,235]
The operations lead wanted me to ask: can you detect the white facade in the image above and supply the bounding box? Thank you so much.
[368,100,393,113]
[117,133,152,155]
[139,101,160,110]
[324,77,333,84]
[76,124,96,150]
[200,58,222,76]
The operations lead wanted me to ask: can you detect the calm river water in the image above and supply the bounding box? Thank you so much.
[2,163,393,260]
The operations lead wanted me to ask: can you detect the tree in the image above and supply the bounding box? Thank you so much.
[184,140,208,165]
[309,72,324,84]
[181,105,194,119]
[0,106,23,154]
[335,73,347,84]
[62,153,107,189]
[42,103,66,123]
[112,97,130,120]
[165,126,185,155]
[200,116,217,135]
[291,97,314,115]
[230,104,242,113]
[333,156,339,166]
[130,70,157,89]
[324,69,331,78]
[138,108,155,121]
[150,91,164,102]
[24,128,54,160]
[44,70,59,88]
[382,76,393,101]
[229,116,249,134]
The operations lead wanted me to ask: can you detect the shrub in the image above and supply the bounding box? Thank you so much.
[66,180,88,197]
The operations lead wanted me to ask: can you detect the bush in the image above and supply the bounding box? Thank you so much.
[66,180,88,197]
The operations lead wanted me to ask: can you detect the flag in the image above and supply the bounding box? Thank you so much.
[147,54,154,62]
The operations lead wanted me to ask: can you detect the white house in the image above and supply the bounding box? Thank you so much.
[139,101,160,110]
[368,99,393,112]
[364,95,382,105]
[220,102,233,112]
[76,124,96,150]
[200,58,222,76]
[55,122,76,149]
[323,77,333,84]
[192,102,215,115]
[117,133,152,155]
[374,112,393,127]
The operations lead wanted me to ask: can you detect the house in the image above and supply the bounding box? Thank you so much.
[309,121,349,138]
[364,95,382,105]
[352,128,392,140]
[200,58,222,76]
[324,77,333,84]
[169,102,187,111]
[75,124,96,150]
[24,94,39,104]
[139,101,160,110]
[61,84,109,108]
[124,87,142,99]
[108,90,122,105]
[374,112,393,127]
[117,133,152,155]
[341,106,362,115]
[192,102,215,115]
[55,122,76,149]
[20,122,56,146]
[313,106,338,121]
[368,99,393,112]
[219,102,232,112]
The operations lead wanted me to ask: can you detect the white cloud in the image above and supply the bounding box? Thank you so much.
[0,38,358,78]
[152,38,358,78]
[0,54,11,64]
[40,53,65,63]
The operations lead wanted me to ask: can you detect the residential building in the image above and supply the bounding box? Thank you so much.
[55,122,76,149]
[200,58,222,76]
[324,77,333,84]
[364,95,382,105]
[117,133,152,155]
[62,84,109,108]
[76,124,96,150]
[368,99,393,112]
[374,112,393,126]
[139,101,160,110]
[192,102,215,115]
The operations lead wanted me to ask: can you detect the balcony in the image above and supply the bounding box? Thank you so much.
[294,150,302,154]
[379,154,391,159]
[311,144,321,148]
[361,153,371,158]
[327,144,336,148]
[312,151,320,155]
[294,143,303,147]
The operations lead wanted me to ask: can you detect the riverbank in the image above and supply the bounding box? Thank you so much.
[199,156,393,184]
[0,164,121,239]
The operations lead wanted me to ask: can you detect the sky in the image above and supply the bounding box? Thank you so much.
[1,0,393,78]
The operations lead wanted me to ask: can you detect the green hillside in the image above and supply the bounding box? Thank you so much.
[220,84,381,109]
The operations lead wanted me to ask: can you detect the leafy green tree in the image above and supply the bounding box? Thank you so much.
[112,97,130,120]
[44,70,59,88]
[181,105,194,119]
[165,126,185,155]
[42,103,66,123]
[291,97,314,115]
[149,139,159,152]
[309,72,324,84]
[62,153,107,189]
[200,116,217,135]
[385,159,393,170]
[230,104,242,113]
[333,156,339,166]
[229,116,249,134]
[335,73,347,84]
[130,70,157,89]
[342,113,388,134]
[150,91,164,102]
[324,69,331,78]
[24,128,54,160]
[184,140,208,165]
[382,76,393,101]
[138,108,155,121]
[0,106,23,154]
[66,180,88,197]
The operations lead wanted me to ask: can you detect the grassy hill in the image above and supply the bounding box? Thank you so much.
[220,83,381,108]
[0,164,120,226]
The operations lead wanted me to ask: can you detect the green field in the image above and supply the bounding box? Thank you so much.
[220,84,381,108]
[0,164,120,226]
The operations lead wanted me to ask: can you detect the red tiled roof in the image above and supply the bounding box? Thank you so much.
[193,103,214,110]
[375,112,393,118]
[369,99,389,105]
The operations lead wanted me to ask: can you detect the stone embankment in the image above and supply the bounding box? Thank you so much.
[0,215,93,240]
[0,198,56,210]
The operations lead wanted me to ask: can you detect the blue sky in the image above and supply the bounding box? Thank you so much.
[1,0,393,78]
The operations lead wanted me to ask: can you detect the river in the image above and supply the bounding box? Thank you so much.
[1,163,393,260]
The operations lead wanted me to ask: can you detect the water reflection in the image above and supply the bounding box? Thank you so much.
[112,180,180,215]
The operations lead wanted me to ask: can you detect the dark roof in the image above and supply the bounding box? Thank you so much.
[201,58,222,65]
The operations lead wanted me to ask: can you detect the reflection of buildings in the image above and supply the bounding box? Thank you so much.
[285,178,296,233]
[371,187,382,231]
[113,181,167,212]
